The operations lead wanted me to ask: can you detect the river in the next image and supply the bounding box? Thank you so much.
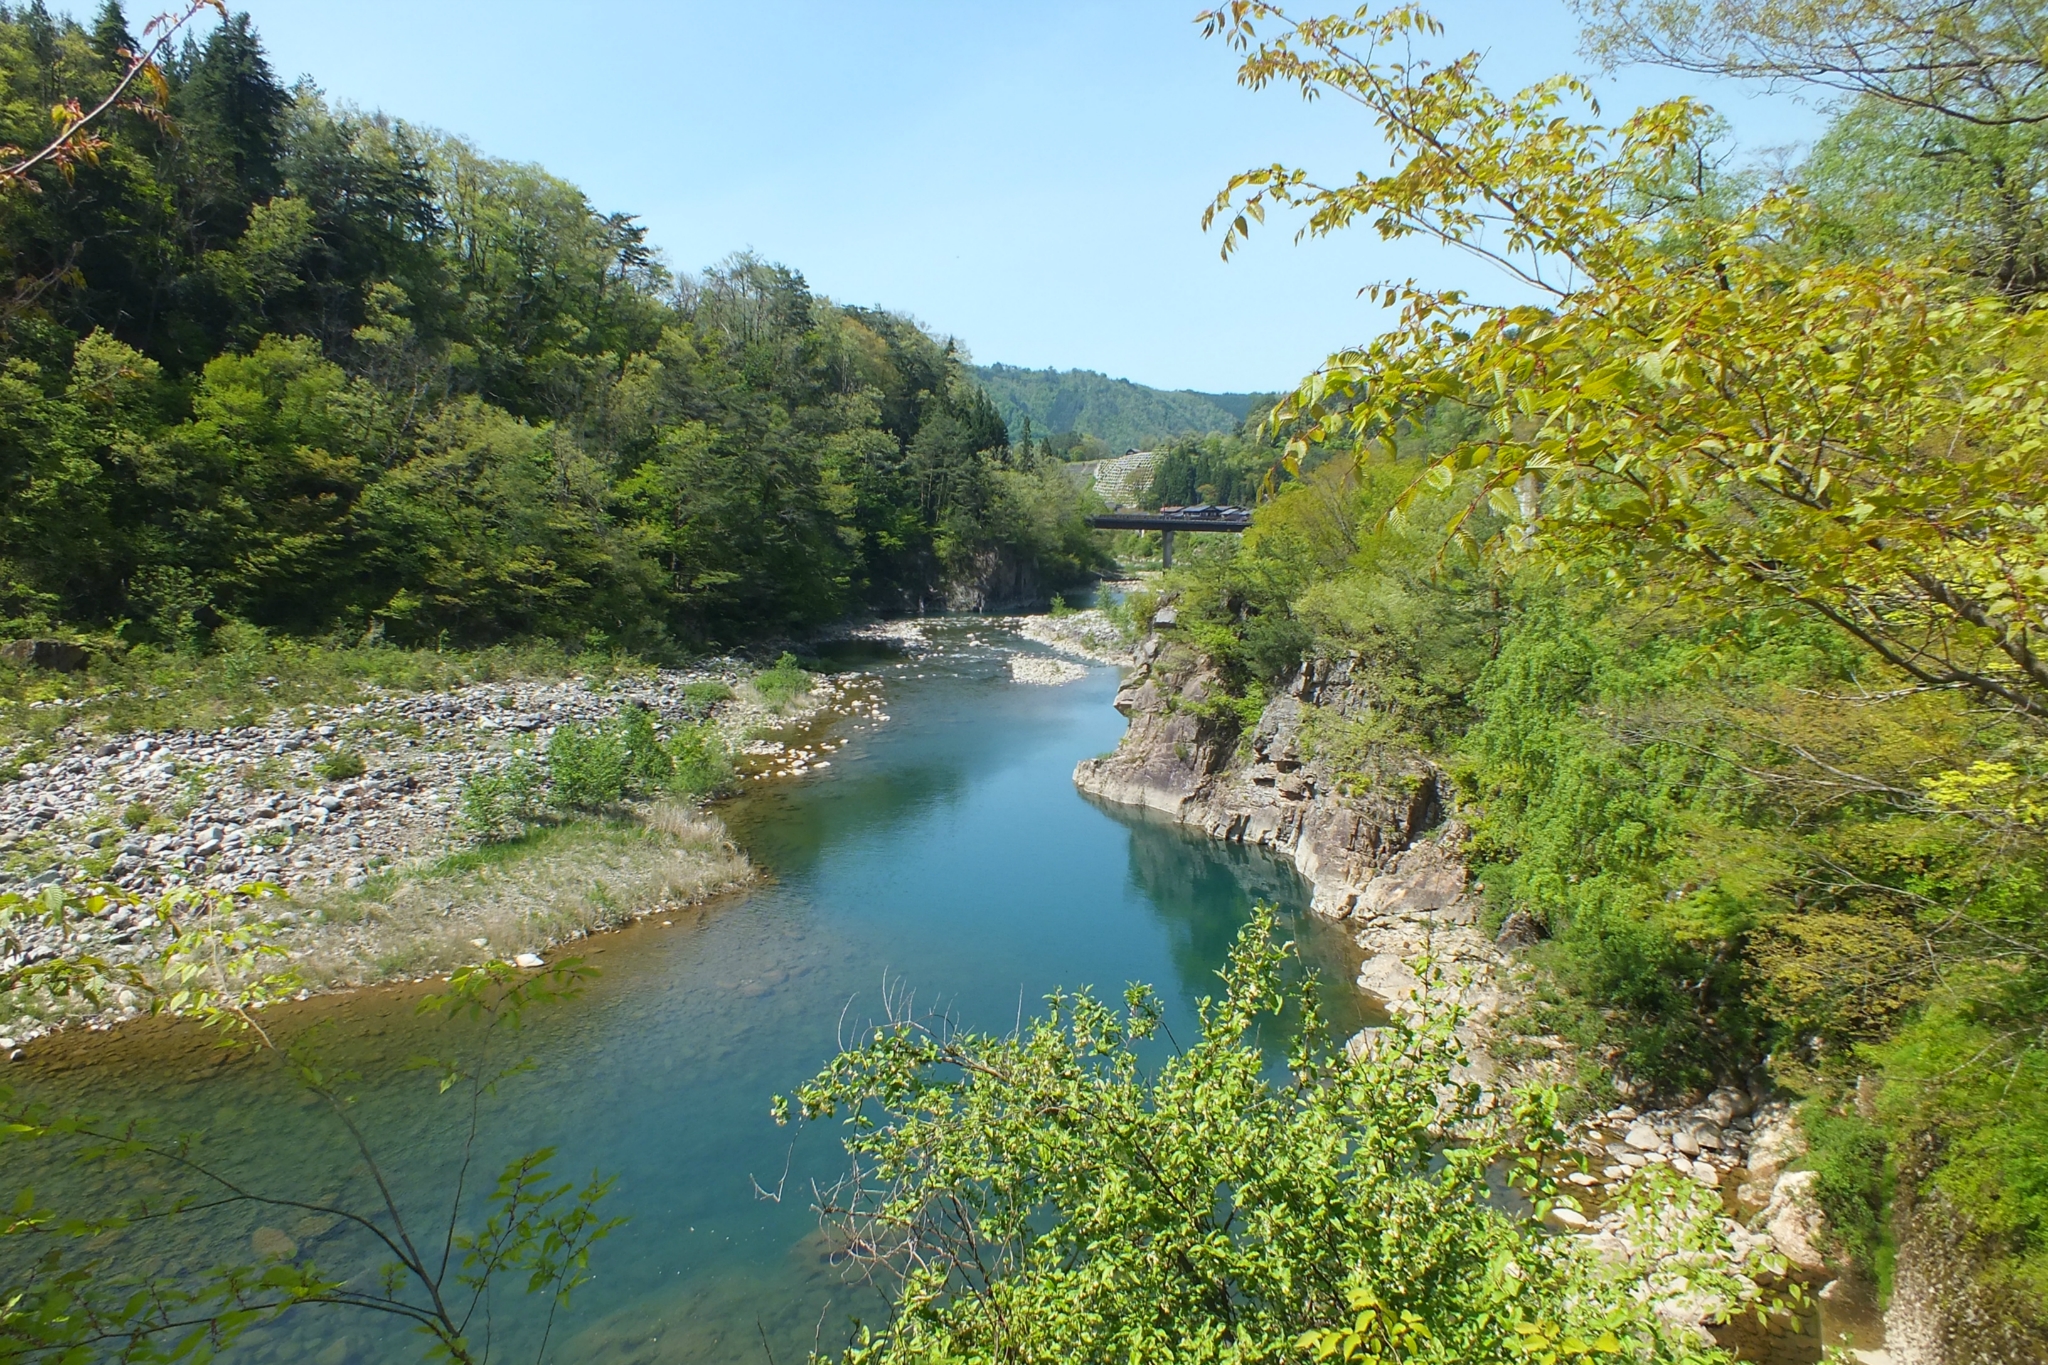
[6,619,1377,1365]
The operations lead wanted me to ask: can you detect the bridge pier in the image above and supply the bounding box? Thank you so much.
[1161,528,1175,569]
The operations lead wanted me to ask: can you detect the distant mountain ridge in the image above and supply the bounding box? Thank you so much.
[972,364,1273,452]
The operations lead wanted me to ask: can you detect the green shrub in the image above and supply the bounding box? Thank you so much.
[545,722,629,811]
[1048,593,1072,617]
[1187,681,1268,735]
[121,802,153,829]
[316,749,367,782]
[614,705,673,792]
[1800,1105,1891,1278]
[781,908,1767,1363]
[1101,587,1159,642]
[681,680,734,711]
[458,756,541,843]
[666,720,733,799]
[751,652,812,710]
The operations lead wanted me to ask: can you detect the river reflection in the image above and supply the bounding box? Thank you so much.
[7,620,1369,1364]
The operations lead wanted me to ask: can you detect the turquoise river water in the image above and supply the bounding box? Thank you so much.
[7,620,1378,1365]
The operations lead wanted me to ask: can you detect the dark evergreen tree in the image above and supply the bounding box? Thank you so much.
[89,0,134,67]
[169,12,290,243]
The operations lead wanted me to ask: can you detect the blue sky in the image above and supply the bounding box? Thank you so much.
[96,1,1828,392]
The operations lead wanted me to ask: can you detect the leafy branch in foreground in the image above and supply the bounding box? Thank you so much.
[0,1,223,192]
[1201,3,2048,723]
[778,907,1773,1363]
[1,886,621,1364]
[1573,0,2048,130]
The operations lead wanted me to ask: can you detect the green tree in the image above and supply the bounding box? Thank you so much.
[783,909,1761,1363]
[1204,3,2048,721]
[1574,0,2048,128]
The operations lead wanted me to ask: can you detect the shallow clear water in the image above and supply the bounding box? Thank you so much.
[9,621,1373,1364]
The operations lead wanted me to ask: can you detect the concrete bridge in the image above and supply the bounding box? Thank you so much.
[1086,505,1252,567]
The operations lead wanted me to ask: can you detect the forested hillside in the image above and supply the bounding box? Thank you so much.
[0,4,1103,656]
[971,362,1270,453]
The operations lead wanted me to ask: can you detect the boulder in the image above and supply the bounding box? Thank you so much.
[1545,1205,1592,1230]
[1,639,89,673]
[1496,909,1542,948]
[1700,1086,1755,1126]
[1355,844,1466,917]
[1355,953,1420,1004]
[1763,1168,1830,1274]
[250,1226,298,1260]
[1746,1112,1806,1185]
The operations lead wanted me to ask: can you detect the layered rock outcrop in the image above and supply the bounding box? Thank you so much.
[1072,634,1498,1017]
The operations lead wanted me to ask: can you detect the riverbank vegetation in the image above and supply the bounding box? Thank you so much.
[1123,0,2048,1343]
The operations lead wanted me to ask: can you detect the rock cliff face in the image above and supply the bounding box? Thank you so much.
[1072,634,1499,1017]
[944,546,1046,613]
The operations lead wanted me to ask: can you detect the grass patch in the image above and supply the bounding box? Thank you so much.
[292,804,750,983]
[682,680,734,711]
[748,653,813,712]
[315,749,366,782]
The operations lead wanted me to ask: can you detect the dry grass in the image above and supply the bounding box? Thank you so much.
[294,805,752,983]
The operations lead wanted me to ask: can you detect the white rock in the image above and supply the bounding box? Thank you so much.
[513,952,545,969]
[1702,1086,1754,1125]
[1746,1113,1806,1184]
[1763,1169,1830,1274]
[1355,952,1421,1003]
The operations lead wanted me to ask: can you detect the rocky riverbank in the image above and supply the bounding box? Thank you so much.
[1074,627,1879,1361]
[0,661,861,901]
[0,660,876,1047]
[1008,607,1137,666]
